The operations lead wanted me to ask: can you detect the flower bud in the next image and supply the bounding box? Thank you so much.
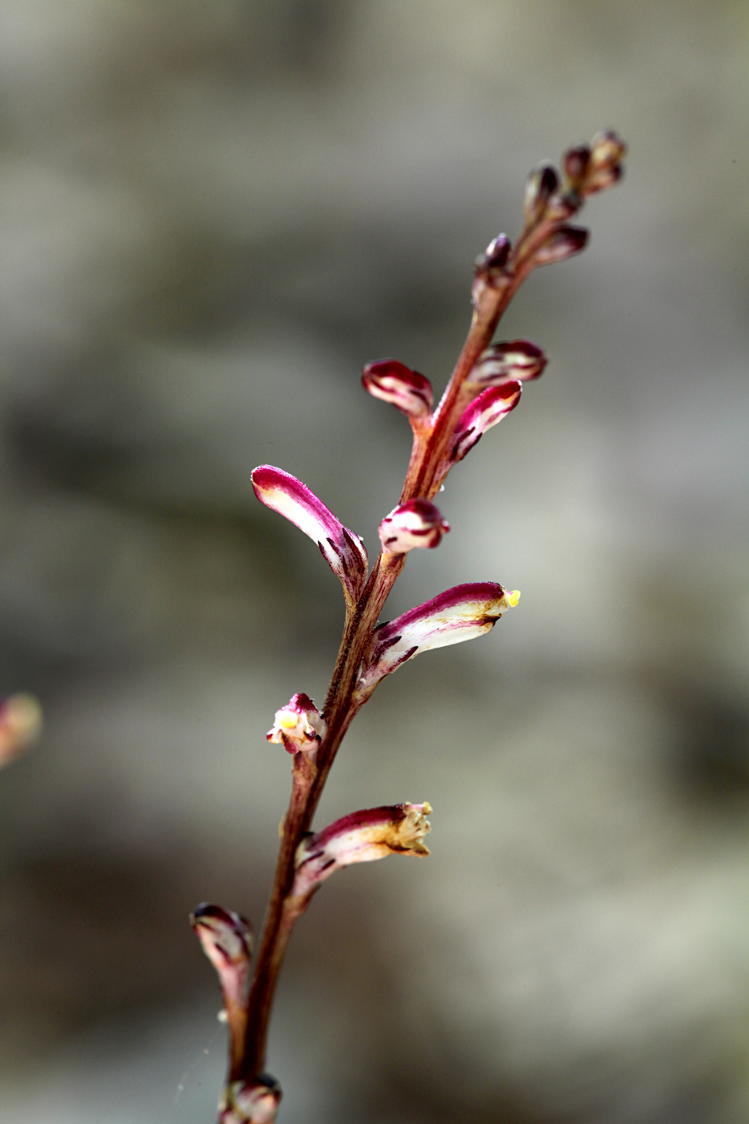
[590,129,627,168]
[378,499,450,554]
[361,359,433,419]
[451,382,522,463]
[524,164,559,225]
[293,803,432,900]
[470,340,547,388]
[191,903,253,979]
[534,225,589,266]
[191,903,253,1061]
[563,144,591,186]
[266,692,325,755]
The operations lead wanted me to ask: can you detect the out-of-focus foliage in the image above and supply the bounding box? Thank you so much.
[1,3,747,1122]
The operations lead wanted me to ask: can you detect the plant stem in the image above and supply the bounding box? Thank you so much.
[233,205,570,1093]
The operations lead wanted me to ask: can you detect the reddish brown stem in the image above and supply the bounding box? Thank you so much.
[230,161,613,1104]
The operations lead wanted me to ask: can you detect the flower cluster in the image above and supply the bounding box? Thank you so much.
[191,130,626,1123]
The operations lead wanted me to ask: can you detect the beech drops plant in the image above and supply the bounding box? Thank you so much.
[191,131,627,1123]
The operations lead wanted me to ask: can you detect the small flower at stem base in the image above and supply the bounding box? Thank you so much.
[361,359,433,420]
[293,803,432,901]
[266,693,326,755]
[470,340,547,388]
[378,499,450,554]
[225,1075,282,1124]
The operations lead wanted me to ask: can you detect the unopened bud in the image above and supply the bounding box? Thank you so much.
[362,359,433,419]
[451,382,522,463]
[267,693,325,755]
[470,340,547,387]
[534,225,589,266]
[378,500,450,554]
[524,164,559,225]
[563,144,591,186]
[590,129,627,168]
[472,234,512,304]
[585,162,623,194]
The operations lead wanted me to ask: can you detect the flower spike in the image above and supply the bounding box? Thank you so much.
[355,582,519,701]
[266,692,325,755]
[292,803,432,902]
[361,359,433,420]
[378,499,450,555]
[450,382,522,464]
[251,466,368,605]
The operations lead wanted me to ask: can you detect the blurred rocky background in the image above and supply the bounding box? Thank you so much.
[1,1,748,1122]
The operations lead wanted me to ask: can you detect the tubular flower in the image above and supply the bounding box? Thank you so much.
[266,692,326,755]
[355,582,520,702]
[450,381,522,464]
[292,802,432,902]
[190,902,253,1036]
[361,359,433,420]
[378,499,450,554]
[251,465,368,605]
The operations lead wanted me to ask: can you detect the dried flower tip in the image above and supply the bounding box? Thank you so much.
[251,465,368,605]
[293,803,432,899]
[266,692,326,755]
[0,694,42,767]
[471,340,547,387]
[191,903,253,975]
[451,381,522,463]
[524,164,559,225]
[563,144,591,186]
[590,129,627,168]
[228,1075,282,1124]
[378,499,450,554]
[356,582,519,699]
[534,225,589,266]
[362,359,433,420]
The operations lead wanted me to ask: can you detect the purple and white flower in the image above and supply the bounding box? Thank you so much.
[292,802,432,901]
[355,581,520,701]
[251,466,368,605]
[378,499,450,554]
[470,340,547,387]
[450,382,522,464]
[361,359,433,420]
[266,692,326,755]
